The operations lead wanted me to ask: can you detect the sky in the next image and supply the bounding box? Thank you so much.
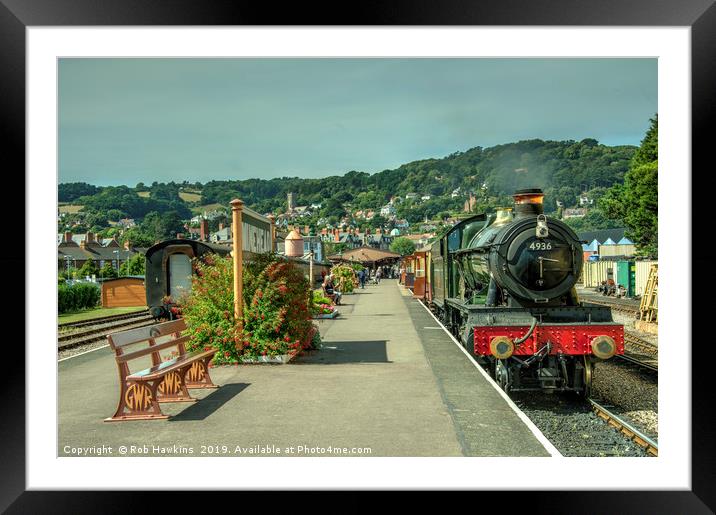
[58,58,657,186]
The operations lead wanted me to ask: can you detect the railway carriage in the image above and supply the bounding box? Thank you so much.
[424,189,624,396]
[145,239,231,318]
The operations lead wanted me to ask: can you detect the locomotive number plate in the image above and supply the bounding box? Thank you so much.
[528,241,552,250]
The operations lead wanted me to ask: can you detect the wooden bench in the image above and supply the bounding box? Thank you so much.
[105,318,218,422]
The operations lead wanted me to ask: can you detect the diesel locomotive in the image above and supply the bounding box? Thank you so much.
[425,188,623,396]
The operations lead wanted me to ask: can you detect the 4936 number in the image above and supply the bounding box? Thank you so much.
[529,241,552,250]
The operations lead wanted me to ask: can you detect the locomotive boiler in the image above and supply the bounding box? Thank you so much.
[428,189,623,396]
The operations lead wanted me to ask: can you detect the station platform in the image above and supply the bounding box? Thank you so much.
[58,280,554,457]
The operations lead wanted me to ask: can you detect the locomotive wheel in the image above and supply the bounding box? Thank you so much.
[495,359,510,391]
[580,356,594,398]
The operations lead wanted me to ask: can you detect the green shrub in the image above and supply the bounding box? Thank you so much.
[312,289,333,306]
[58,282,100,313]
[330,265,357,293]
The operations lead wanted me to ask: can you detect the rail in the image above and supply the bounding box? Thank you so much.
[58,314,157,351]
[589,399,658,457]
[58,309,149,329]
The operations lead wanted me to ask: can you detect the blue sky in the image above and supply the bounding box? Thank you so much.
[58,58,657,186]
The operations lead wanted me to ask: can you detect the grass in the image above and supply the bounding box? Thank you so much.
[58,306,146,325]
[179,191,202,202]
[191,202,226,215]
[136,191,202,202]
[58,204,84,214]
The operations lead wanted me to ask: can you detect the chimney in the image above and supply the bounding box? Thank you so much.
[86,232,94,244]
[64,231,72,244]
[177,233,184,239]
[334,228,340,242]
[219,222,224,231]
[200,219,209,241]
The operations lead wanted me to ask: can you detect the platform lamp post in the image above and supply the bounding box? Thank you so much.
[309,249,314,288]
[64,255,72,281]
[267,214,276,253]
[231,199,244,329]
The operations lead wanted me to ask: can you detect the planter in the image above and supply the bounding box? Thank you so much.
[241,354,293,364]
[313,310,339,319]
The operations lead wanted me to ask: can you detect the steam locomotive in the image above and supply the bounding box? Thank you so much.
[425,188,623,396]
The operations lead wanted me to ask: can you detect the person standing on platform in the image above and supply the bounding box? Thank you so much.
[358,268,366,289]
[376,267,382,284]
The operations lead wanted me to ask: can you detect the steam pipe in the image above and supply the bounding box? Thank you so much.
[513,317,538,344]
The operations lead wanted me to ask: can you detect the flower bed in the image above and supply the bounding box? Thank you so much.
[181,253,319,365]
[313,307,339,319]
[311,290,338,318]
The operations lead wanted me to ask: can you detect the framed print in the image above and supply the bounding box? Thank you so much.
[3,0,714,512]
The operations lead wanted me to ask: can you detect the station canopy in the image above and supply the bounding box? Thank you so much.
[327,246,401,266]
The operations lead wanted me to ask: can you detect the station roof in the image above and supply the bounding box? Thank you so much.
[327,246,401,264]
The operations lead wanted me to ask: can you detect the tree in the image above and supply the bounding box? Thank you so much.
[119,252,146,276]
[100,261,118,279]
[322,197,346,219]
[324,242,348,256]
[600,115,658,256]
[563,209,621,232]
[371,215,387,229]
[106,209,126,221]
[58,182,100,202]
[390,237,416,256]
[78,258,99,278]
[120,227,156,248]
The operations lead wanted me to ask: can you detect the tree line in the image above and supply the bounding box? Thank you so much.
[59,131,657,249]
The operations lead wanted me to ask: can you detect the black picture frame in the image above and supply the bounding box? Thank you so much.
[3,1,714,512]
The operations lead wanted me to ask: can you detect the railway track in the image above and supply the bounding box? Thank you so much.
[57,313,156,351]
[618,332,658,372]
[583,297,640,315]
[58,309,150,330]
[588,399,658,457]
[625,332,657,355]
